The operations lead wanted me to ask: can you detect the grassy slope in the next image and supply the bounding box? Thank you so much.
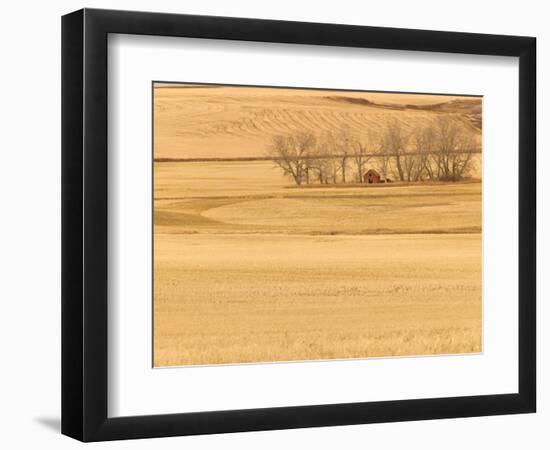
[153,85,481,159]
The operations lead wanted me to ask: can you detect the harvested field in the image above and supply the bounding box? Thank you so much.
[153,84,482,367]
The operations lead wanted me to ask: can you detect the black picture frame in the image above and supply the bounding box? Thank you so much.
[61,8,536,442]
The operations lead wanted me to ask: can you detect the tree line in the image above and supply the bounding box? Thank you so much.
[266,116,480,186]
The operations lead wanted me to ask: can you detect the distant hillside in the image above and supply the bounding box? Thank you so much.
[154,85,482,160]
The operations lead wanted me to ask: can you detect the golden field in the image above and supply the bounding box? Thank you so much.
[153,160,482,367]
[153,84,481,160]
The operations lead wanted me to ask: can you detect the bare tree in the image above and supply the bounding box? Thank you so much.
[325,157,340,184]
[414,125,438,181]
[267,116,478,186]
[306,132,330,184]
[376,145,391,181]
[382,120,409,182]
[351,131,379,183]
[266,131,316,185]
[335,126,354,183]
[305,132,342,184]
[433,116,478,181]
[401,152,417,182]
[401,125,438,182]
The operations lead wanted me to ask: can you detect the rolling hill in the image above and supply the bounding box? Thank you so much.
[153,84,482,160]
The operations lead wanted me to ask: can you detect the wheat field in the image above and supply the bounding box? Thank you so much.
[154,232,481,366]
[153,160,482,367]
[153,84,482,367]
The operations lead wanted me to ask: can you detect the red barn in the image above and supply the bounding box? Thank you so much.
[363,169,381,184]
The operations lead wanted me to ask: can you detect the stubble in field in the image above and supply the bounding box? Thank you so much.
[153,161,482,367]
[153,84,482,367]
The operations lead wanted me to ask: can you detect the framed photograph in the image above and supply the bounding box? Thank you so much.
[61,8,536,442]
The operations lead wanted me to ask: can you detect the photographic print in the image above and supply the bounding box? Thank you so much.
[153,82,482,367]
